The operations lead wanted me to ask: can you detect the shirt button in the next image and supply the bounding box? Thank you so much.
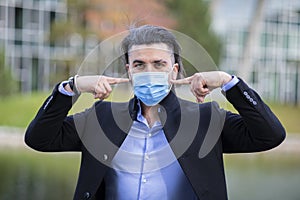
[148,133,152,137]
[142,178,147,183]
[145,154,150,160]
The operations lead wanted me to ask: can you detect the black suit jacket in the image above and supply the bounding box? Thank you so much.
[25,79,285,200]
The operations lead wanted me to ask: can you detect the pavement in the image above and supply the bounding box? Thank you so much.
[0,126,299,154]
[0,126,26,149]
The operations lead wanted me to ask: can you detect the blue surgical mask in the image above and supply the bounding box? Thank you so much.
[132,72,171,106]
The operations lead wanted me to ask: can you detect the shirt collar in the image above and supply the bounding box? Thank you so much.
[136,100,161,128]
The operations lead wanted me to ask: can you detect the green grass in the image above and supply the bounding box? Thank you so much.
[224,101,300,134]
[0,93,49,128]
[0,92,299,133]
[267,103,300,134]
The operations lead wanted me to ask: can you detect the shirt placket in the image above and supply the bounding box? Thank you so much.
[137,122,157,200]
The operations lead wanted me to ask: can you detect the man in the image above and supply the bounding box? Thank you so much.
[25,25,285,200]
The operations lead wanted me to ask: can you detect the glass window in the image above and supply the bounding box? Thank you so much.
[31,58,39,91]
[0,6,5,21]
[8,7,14,28]
[281,34,288,48]
[14,29,22,45]
[31,10,39,24]
[260,33,267,47]
[15,7,23,29]
[50,11,56,24]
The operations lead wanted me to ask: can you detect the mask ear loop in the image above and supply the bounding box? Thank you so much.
[167,66,175,92]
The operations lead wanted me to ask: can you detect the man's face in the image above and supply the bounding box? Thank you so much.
[126,43,178,80]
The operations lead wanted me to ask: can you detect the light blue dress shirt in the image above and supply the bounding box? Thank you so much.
[104,103,198,200]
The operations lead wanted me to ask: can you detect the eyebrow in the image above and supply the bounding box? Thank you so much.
[132,60,145,64]
[132,59,167,64]
[153,59,167,64]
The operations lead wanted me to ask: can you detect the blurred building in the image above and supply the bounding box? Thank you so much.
[0,0,67,93]
[211,0,300,105]
[0,0,175,93]
[1,0,300,105]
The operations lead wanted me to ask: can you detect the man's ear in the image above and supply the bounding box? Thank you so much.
[126,64,132,80]
[171,63,179,80]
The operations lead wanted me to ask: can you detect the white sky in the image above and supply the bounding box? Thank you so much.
[211,0,300,33]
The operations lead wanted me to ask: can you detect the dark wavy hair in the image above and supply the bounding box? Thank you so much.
[121,25,184,75]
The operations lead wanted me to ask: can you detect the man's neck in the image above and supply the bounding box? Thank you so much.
[141,104,160,128]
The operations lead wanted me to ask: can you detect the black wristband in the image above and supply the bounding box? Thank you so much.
[68,76,80,95]
[68,76,74,91]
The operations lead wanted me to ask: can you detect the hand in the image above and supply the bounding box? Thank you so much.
[171,71,232,103]
[76,75,129,99]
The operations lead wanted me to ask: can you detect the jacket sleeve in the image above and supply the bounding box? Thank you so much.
[221,79,286,153]
[24,84,84,152]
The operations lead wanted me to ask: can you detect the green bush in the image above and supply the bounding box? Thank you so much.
[0,49,18,98]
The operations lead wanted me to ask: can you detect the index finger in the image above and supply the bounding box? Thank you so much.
[171,76,192,85]
[106,77,130,85]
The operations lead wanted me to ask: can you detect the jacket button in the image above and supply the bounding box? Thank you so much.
[83,192,91,199]
[103,154,108,161]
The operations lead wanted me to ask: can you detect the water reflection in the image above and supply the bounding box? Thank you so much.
[0,148,299,200]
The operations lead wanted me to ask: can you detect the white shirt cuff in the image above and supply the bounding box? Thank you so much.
[58,81,75,96]
[221,75,239,92]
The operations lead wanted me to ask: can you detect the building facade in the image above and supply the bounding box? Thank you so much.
[0,0,67,93]
[214,0,300,105]
[0,0,175,94]
[1,0,300,105]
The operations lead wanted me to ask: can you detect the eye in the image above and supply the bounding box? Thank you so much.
[133,63,145,69]
[154,62,166,68]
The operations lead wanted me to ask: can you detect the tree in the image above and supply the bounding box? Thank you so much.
[48,0,91,84]
[85,0,176,38]
[0,49,17,98]
[49,0,176,81]
[165,0,222,74]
